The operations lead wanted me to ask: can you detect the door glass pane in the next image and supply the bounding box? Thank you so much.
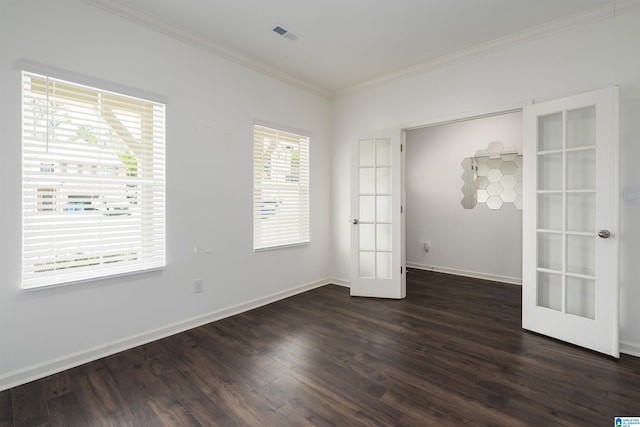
[359,139,375,166]
[567,193,595,233]
[538,153,563,191]
[567,149,595,190]
[359,252,375,278]
[359,196,375,222]
[567,106,596,148]
[359,224,375,251]
[538,193,562,230]
[376,167,392,194]
[537,271,562,311]
[376,138,392,166]
[538,112,563,151]
[376,252,392,279]
[538,232,562,271]
[376,224,391,251]
[376,196,392,223]
[358,137,395,283]
[566,235,595,276]
[355,133,398,290]
[566,276,596,319]
[359,168,375,193]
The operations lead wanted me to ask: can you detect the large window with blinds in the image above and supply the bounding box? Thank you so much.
[21,71,166,289]
[253,124,309,250]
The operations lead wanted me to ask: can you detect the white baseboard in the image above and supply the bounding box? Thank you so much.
[4,274,634,391]
[330,277,350,288]
[620,342,640,358]
[0,277,333,392]
[406,262,522,285]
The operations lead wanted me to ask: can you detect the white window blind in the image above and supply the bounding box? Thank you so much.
[253,124,309,250]
[21,71,166,289]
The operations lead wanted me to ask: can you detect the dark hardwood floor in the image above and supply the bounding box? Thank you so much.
[2,269,640,426]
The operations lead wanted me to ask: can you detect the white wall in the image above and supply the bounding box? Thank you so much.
[0,0,332,389]
[2,2,639,390]
[332,10,640,353]
[406,112,523,283]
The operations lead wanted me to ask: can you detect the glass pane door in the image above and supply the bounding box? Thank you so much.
[536,106,597,319]
[358,138,392,279]
[523,86,619,357]
[351,130,405,300]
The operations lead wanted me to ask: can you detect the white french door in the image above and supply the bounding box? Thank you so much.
[350,131,406,299]
[522,87,619,357]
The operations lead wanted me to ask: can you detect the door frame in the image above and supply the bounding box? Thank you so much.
[394,95,621,356]
[350,104,527,295]
[400,104,527,282]
[396,103,529,279]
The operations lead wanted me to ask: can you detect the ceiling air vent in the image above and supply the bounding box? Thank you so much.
[272,25,298,41]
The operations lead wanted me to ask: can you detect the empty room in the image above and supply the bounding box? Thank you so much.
[1,0,640,425]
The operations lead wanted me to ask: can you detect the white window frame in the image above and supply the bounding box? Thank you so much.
[253,123,310,250]
[21,71,166,289]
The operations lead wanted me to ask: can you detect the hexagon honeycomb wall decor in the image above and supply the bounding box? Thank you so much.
[461,141,523,210]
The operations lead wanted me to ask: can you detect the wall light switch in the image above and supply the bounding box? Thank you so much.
[624,188,637,205]
[194,279,203,293]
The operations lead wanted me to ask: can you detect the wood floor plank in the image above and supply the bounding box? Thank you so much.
[5,270,640,425]
[148,349,241,427]
[0,389,13,427]
[158,334,291,427]
[67,360,134,427]
[147,396,202,427]
[11,380,50,427]
[47,392,89,427]
[99,345,178,426]
[41,372,74,401]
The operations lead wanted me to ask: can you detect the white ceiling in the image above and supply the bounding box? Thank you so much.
[86,0,618,95]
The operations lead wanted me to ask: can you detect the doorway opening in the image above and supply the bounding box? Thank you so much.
[404,110,523,284]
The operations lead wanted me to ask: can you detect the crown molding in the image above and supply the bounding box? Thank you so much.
[334,0,640,98]
[81,0,331,98]
[81,0,640,100]
[614,0,640,14]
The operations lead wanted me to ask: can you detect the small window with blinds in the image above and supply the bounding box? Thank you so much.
[253,124,309,250]
[21,71,166,289]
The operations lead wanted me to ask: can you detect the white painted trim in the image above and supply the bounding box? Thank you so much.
[335,1,640,98]
[5,272,632,390]
[80,0,640,99]
[614,0,640,16]
[401,102,527,132]
[406,262,522,285]
[620,342,640,358]
[253,119,311,139]
[18,60,170,104]
[0,277,333,391]
[330,277,350,288]
[80,0,329,98]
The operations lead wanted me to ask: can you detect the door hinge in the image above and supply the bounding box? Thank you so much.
[401,266,403,274]
[401,205,403,214]
[400,144,403,152]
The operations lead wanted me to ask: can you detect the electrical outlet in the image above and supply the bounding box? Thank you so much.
[423,242,430,252]
[194,279,203,293]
